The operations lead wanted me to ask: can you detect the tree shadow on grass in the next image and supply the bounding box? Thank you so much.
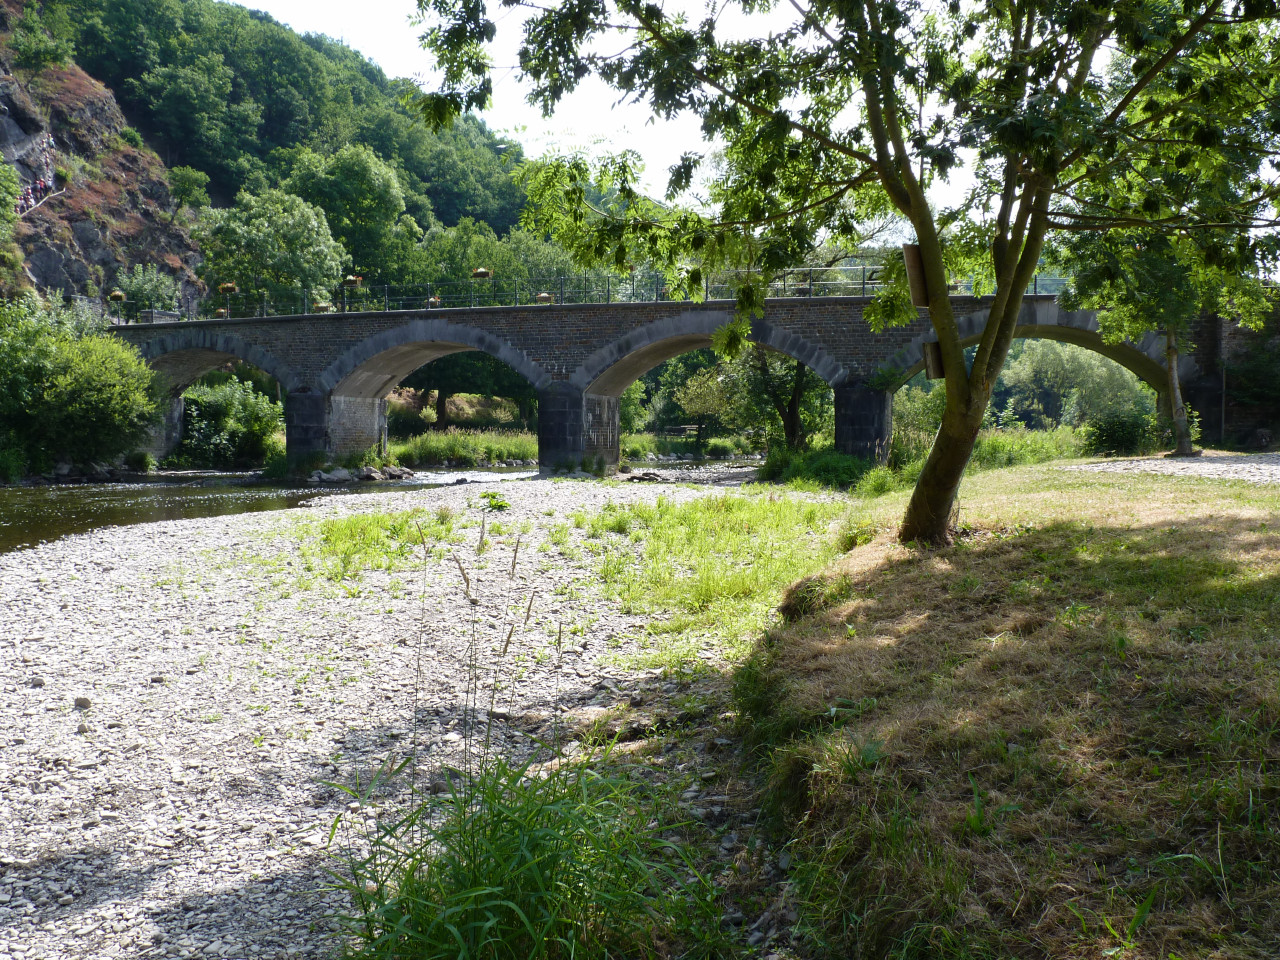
[740,514,1280,960]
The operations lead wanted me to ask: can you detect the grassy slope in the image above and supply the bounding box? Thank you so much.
[737,465,1280,959]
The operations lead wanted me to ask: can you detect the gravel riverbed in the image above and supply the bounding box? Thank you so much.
[1065,451,1280,484]
[0,471,755,960]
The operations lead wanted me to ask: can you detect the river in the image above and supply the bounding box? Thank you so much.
[0,468,536,554]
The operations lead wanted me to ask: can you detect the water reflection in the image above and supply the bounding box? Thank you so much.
[0,468,535,555]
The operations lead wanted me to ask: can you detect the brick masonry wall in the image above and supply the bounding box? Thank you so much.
[114,297,958,396]
[327,396,387,458]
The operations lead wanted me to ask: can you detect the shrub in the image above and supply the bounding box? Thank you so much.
[340,445,400,470]
[124,450,157,473]
[0,298,161,473]
[704,437,736,458]
[177,378,284,467]
[1081,410,1157,456]
[115,263,179,311]
[118,127,144,149]
[759,447,873,488]
[619,433,701,461]
[0,445,24,483]
[36,333,161,464]
[386,397,434,438]
[336,752,721,959]
[853,465,902,498]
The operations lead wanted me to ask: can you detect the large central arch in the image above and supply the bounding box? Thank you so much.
[319,317,551,399]
[310,318,551,460]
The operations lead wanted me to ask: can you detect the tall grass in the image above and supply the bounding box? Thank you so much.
[334,750,724,960]
[325,494,729,960]
[761,425,1085,493]
[620,432,704,460]
[392,429,538,467]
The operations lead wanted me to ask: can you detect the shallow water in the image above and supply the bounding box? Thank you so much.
[0,468,536,555]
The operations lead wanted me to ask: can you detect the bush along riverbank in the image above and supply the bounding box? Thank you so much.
[757,424,1085,493]
[0,297,160,483]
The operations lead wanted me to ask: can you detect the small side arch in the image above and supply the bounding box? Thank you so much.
[570,309,851,397]
[319,317,552,399]
[876,298,1193,390]
[128,329,302,395]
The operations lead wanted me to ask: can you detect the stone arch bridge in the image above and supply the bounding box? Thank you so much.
[112,294,1198,470]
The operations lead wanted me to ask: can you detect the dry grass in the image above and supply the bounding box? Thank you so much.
[737,465,1280,959]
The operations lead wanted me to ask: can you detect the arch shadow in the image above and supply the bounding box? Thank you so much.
[319,317,551,399]
[877,299,1196,391]
[130,329,302,395]
[570,310,850,397]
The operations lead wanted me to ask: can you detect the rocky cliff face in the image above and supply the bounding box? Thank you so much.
[0,45,200,296]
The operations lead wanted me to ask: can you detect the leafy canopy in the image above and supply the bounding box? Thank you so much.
[194,188,348,297]
[0,298,159,469]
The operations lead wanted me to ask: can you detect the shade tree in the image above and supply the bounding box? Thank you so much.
[193,188,348,299]
[417,0,1280,543]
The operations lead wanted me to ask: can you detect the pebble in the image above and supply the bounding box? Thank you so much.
[1066,452,1280,484]
[0,473,754,959]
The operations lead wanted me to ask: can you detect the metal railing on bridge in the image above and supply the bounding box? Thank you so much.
[86,266,1070,324]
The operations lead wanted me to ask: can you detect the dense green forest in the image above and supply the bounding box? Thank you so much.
[52,0,525,231]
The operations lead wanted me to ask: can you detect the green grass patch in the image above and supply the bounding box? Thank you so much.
[392,429,538,467]
[589,493,847,663]
[762,426,1085,492]
[620,432,705,461]
[735,464,1280,959]
[298,508,461,585]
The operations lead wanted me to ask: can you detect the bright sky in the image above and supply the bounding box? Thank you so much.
[239,0,715,195]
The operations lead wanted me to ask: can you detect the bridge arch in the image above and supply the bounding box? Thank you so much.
[878,299,1195,391]
[129,329,302,395]
[319,316,551,399]
[569,310,850,396]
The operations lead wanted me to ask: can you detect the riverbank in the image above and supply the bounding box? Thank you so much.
[5,457,1278,959]
[0,471,778,960]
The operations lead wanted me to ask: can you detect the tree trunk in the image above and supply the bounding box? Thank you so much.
[1166,328,1195,456]
[897,403,986,544]
[434,389,450,429]
[783,361,809,450]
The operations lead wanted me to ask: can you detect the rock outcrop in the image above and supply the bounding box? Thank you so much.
[0,50,200,296]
